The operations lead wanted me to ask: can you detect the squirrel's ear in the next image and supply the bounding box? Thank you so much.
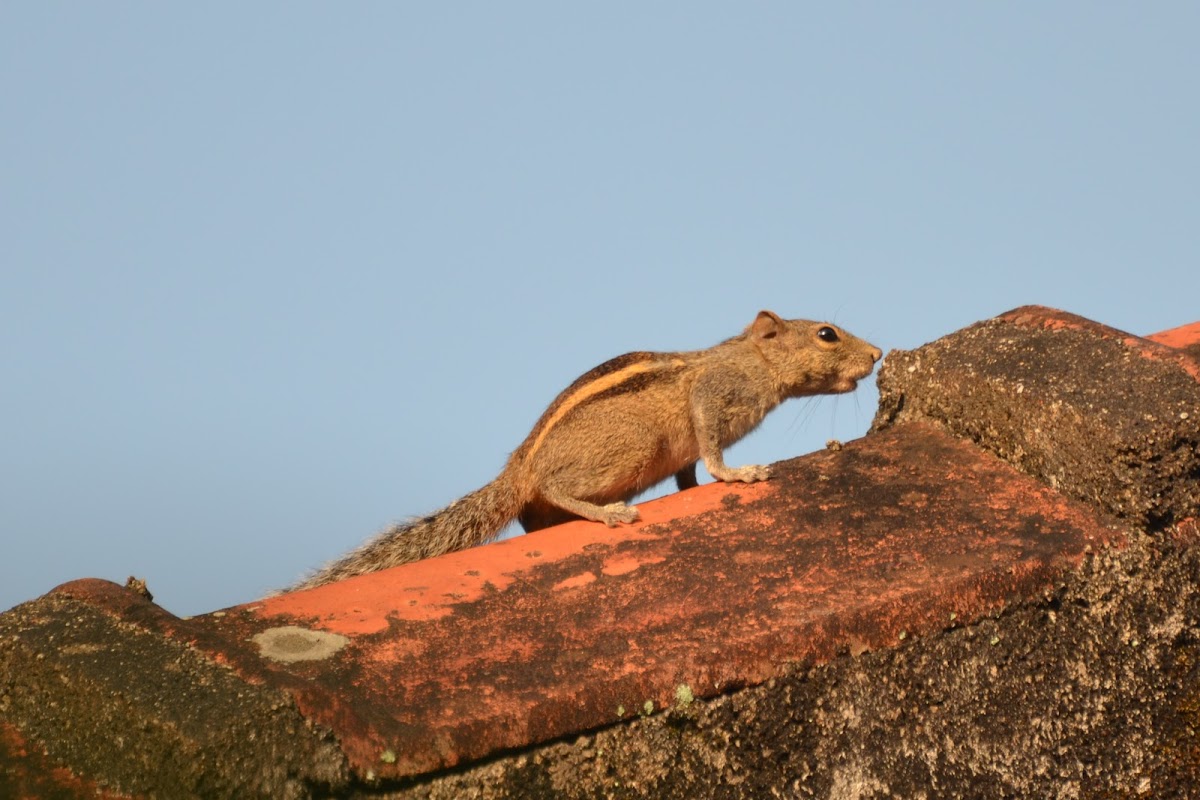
[749,310,784,339]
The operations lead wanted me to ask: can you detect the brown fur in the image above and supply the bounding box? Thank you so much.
[290,311,881,590]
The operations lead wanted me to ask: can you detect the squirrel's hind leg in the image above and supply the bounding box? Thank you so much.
[535,485,641,528]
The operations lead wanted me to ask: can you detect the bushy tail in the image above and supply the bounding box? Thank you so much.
[290,472,523,591]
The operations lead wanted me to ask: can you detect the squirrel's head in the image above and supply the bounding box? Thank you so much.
[747,310,883,396]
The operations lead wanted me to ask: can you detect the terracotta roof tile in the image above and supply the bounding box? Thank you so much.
[227,422,1124,778]
[1146,320,1200,360]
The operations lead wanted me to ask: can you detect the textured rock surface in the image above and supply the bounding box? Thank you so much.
[0,581,349,799]
[872,306,1200,528]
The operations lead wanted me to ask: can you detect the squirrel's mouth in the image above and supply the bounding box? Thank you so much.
[832,362,877,392]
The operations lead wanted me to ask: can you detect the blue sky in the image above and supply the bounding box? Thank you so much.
[3,4,1197,615]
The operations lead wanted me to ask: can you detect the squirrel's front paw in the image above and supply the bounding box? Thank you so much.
[599,502,640,527]
[716,464,772,483]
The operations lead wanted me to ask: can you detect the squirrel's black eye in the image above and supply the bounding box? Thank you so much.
[817,326,839,343]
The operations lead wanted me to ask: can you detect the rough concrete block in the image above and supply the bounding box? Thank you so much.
[0,580,348,799]
[873,306,1200,527]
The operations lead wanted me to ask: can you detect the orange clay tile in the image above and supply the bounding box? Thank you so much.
[169,422,1127,780]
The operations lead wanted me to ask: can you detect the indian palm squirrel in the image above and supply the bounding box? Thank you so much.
[292,310,882,590]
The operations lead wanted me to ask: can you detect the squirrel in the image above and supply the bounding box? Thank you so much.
[291,311,882,590]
